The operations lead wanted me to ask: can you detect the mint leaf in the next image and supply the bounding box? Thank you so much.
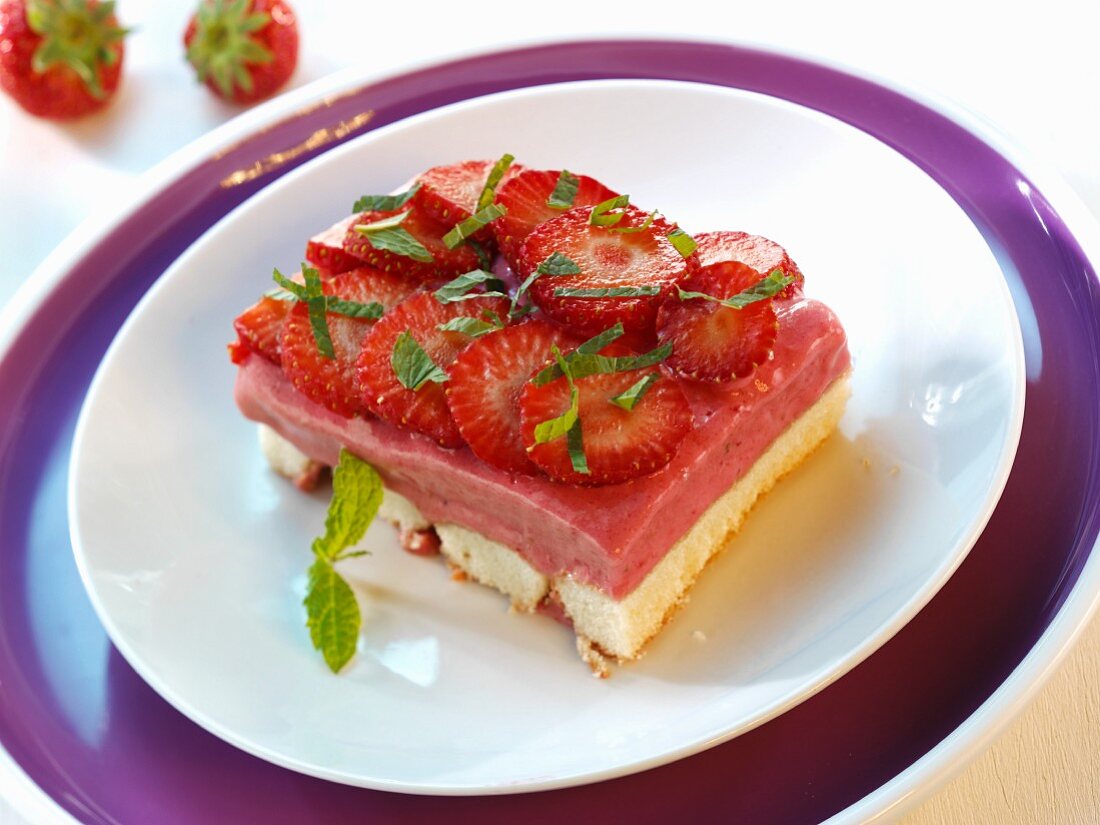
[532,331,670,386]
[477,153,515,211]
[315,449,383,557]
[610,209,658,234]
[442,203,508,250]
[609,372,660,411]
[352,184,420,214]
[667,227,698,257]
[437,315,503,338]
[304,557,361,673]
[553,285,661,298]
[566,419,588,474]
[532,347,590,475]
[434,269,507,304]
[547,169,579,210]
[468,238,493,270]
[355,212,434,263]
[589,194,630,227]
[392,330,448,390]
[537,252,582,276]
[302,265,335,360]
[678,269,794,308]
[324,298,384,319]
[270,268,307,299]
[577,322,625,354]
[303,449,382,674]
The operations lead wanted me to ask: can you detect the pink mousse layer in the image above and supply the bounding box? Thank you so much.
[235,299,850,599]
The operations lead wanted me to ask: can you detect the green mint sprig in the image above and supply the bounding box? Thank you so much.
[589,194,630,227]
[610,210,658,234]
[355,212,434,263]
[442,203,507,250]
[392,330,448,390]
[536,252,582,276]
[476,153,515,211]
[609,372,660,411]
[546,170,579,210]
[351,184,420,215]
[437,312,505,338]
[303,449,382,673]
[269,267,385,359]
[666,227,698,257]
[434,270,507,304]
[532,346,589,474]
[531,322,671,386]
[553,286,660,298]
[678,269,794,308]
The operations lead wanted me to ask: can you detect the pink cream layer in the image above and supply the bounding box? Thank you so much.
[235,299,850,599]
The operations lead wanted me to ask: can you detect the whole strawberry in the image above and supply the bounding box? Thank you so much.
[183,0,297,105]
[0,0,128,120]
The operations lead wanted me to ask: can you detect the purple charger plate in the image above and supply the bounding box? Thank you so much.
[1,40,1099,824]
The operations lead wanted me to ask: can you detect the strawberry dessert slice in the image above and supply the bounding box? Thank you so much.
[446,319,580,474]
[656,259,784,382]
[342,203,481,283]
[229,294,290,365]
[519,346,693,486]
[281,267,416,417]
[520,205,696,336]
[305,214,366,275]
[413,158,523,226]
[695,231,803,299]
[357,291,511,447]
[493,169,619,271]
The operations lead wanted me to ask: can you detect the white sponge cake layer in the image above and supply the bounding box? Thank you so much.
[257,373,849,670]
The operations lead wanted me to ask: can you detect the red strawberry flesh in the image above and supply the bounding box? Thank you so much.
[342,203,481,283]
[694,231,803,299]
[446,319,581,474]
[306,214,368,275]
[414,159,523,227]
[230,294,289,365]
[657,260,780,382]
[492,169,619,271]
[280,267,416,417]
[357,291,511,447]
[521,205,696,336]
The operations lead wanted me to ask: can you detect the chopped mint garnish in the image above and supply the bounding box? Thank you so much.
[476,153,515,211]
[537,251,582,276]
[532,322,671,386]
[434,270,507,304]
[323,298,385,319]
[589,194,630,227]
[437,314,504,338]
[355,212,434,263]
[352,184,420,215]
[532,346,589,474]
[666,227,698,257]
[610,209,658,234]
[678,269,794,308]
[303,265,335,360]
[553,285,660,298]
[468,238,493,270]
[547,170,580,210]
[392,330,448,390]
[304,449,383,673]
[609,371,660,411]
[442,203,508,250]
[577,322,625,354]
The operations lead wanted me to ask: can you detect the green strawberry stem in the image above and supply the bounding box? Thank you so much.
[186,0,273,98]
[25,0,129,99]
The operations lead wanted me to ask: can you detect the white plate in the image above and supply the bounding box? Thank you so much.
[68,79,1024,793]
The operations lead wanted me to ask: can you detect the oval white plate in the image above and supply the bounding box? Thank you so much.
[69,79,1024,793]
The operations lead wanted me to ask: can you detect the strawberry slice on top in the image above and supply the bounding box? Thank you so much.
[229,294,290,365]
[519,342,693,486]
[656,259,783,383]
[446,319,580,474]
[694,231,803,299]
[413,158,523,227]
[280,267,416,418]
[342,203,482,283]
[492,169,619,271]
[356,291,511,447]
[306,213,367,275]
[520,204,697,336]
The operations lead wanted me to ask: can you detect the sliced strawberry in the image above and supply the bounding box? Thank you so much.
[519,351,693,486]
[413,159,523,226]
[281,268,416,417]
[446,319,581,474]
[341,203,481,283]
[656,261,780,382]
[229,294,289,365]
[694,231,803,298]
[520,205,696,336]
[306,214,367,275]
[357,291,511,447]
[492,169,619,271]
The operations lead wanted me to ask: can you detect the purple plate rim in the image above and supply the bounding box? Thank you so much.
[0,37,1098,825]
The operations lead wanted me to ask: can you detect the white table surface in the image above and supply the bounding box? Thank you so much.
[2,2,1098,822]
